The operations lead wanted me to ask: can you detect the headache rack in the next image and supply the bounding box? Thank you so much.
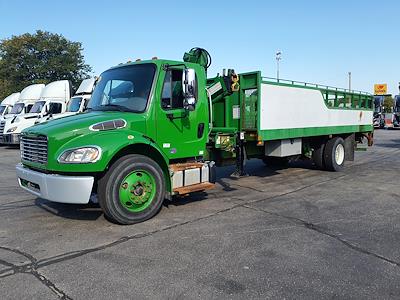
[20,134,48,165]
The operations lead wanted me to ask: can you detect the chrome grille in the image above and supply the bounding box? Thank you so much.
[20,135,48,164]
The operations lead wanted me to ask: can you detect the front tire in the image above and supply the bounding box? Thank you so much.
[323,137,345,171]
[98,154,165,225]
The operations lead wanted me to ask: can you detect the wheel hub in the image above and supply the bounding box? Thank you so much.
[119,170,156,211]
[129,181,152,204]
[335,144,345,165]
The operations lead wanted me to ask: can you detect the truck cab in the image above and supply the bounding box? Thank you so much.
[17,58,211,223]
[0,93,20,120]
[373,95,385,128]
[2,80,70,145]
[0,84,44,144]
[36,78,96,124]
[393,95,400,128]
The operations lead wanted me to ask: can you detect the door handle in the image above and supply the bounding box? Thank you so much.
[166,111,188,121]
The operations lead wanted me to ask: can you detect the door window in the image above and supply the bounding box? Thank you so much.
[161,70,184,110]
[49,103,62,114]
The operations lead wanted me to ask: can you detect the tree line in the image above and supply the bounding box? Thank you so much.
[0,30,92,100]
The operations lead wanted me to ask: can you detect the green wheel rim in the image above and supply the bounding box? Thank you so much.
[119,169,156,212]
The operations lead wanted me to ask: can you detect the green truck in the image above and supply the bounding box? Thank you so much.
[16,48,374,224]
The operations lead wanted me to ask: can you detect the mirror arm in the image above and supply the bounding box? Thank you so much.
[167,111,188,121]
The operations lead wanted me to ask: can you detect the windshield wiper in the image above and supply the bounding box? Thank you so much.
[93,104,133,112]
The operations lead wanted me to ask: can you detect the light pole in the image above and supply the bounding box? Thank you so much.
[276,50,282,81]
[348,72,351,91]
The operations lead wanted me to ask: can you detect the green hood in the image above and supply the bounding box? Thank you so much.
[21,110,148,172]
[25,111,126,136]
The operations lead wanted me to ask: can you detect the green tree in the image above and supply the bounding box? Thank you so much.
[0,30,92,99]
[383,96,394,113]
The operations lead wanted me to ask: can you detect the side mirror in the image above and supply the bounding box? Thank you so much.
[182,68,196,111]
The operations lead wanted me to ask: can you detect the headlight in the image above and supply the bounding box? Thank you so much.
[58,146,101,164]
[7,126,18,133]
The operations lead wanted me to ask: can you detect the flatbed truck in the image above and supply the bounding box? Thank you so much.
[16,48,374,224]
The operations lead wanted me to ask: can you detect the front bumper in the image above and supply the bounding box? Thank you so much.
[16,163,94,204]
[3,133,20,145]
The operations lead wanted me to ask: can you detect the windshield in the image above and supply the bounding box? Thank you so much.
[29,101,46,113]
[10,103,24,114]
[89,64,156,112]
[0,105,6,114]
[67,97,82,112]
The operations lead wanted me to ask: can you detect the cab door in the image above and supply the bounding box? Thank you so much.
[155,68,207,160]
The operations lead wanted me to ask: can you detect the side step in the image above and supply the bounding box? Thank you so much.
[173,182,215,195]
[170,162,205,172]
[170,161,216,195]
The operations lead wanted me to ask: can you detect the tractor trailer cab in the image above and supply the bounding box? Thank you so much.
[16,48,374,224]
[0,84,44,143]
[0,93,20,120]
[393,95,400,128]
[373,95,385,128]
[37,78,96,124]
[2,80,71,145]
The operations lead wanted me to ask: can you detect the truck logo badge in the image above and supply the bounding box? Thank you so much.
[170,148,177,154]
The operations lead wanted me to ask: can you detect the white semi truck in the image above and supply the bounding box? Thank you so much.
[2,80,71,145]
[0,84,44,144]
[0,93,20,119]
[36,78,96,124]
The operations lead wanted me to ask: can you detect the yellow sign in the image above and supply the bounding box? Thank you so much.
[374,84,387,95]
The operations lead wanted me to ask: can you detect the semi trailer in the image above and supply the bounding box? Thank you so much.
[2,80,71,145]
[0,93,20,119]
[0,84,44,143]
[16,48,374,224]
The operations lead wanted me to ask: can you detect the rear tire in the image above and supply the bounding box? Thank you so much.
[323,137,345,171]
[98,154,165,225]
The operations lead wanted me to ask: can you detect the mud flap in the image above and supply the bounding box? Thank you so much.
[343,133,355,161]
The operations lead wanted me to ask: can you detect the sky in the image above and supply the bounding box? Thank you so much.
[0,0,399,95]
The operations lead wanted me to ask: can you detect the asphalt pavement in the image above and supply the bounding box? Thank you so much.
[0,130,399,299]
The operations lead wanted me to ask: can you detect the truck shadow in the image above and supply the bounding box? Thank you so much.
[35,198,103,221]
[165,159,316,208]
[375,139,400,149]
[34,159,318,220]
